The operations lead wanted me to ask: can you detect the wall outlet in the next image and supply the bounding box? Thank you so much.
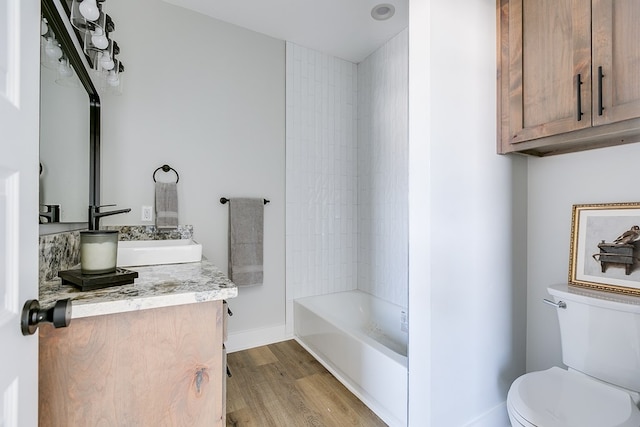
[141,206,153,221]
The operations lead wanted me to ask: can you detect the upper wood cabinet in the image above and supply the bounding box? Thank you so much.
[498,0,640,156]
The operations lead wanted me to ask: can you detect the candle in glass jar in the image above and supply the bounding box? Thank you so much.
[80,230,119,274]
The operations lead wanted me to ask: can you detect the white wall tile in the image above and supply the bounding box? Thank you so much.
[287,32,408,307]
[286,42,358,299]
[357,30,409,307]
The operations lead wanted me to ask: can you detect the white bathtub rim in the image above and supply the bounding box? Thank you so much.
[295,300,407,367]
[294,291,408,362]
[294,337,407,427]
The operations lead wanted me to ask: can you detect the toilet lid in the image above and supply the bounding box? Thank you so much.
[508,367,640,427]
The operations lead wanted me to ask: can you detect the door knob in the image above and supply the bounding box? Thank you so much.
[21,299,72,336]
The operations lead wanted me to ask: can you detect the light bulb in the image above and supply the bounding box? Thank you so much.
[91,28,109,49]
[41,19,48,36]
[45,38,62,60]
[58,59,73,78]
[106,71,119,87]
[100,53,114,70]
[79,0,100,21]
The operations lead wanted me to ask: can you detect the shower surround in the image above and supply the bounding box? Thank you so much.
[286,29,408,307]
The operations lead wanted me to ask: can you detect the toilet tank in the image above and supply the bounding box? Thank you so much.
[548,284,640,392]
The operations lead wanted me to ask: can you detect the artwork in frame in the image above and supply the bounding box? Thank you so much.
[569,202,640,296]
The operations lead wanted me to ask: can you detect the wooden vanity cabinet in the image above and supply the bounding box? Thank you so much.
[498,0,640,156]
[39,300,225,427]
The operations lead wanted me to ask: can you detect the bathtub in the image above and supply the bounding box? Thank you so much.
[294,290,408,427]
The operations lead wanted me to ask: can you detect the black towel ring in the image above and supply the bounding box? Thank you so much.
[153,164,179,183]
[220,197,270,205]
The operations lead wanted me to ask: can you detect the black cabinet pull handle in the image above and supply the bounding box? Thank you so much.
[576,74,584,121]
[598,66,605,116]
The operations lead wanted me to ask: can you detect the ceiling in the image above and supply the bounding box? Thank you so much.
[161,0,408,63]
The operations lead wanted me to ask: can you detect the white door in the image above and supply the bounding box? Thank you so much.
[0,0,41,426]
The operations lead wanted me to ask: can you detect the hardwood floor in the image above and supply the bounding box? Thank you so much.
[226,340,387,426]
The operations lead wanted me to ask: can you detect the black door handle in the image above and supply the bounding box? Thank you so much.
[21,299,72,336]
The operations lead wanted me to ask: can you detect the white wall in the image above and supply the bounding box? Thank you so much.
[408,0,528,425]
[285,42,359,301]
[99,0,286,342]
[527,142,640,372]
[358,29,409,308]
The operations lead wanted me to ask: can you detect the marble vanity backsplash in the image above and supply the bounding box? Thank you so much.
[39,225,194,283]
[39,231,81,283]
[103,225,193,241]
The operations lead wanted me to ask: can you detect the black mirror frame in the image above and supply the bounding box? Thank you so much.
[41,0,100,232]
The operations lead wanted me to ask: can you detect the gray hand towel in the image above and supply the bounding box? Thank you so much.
[155,182,178,229]
[228,198,264,286]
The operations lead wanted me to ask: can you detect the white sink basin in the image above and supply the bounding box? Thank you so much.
[117,239,202,267]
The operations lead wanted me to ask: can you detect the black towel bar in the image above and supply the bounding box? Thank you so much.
[220,197,269,205]
[152,164,179,183]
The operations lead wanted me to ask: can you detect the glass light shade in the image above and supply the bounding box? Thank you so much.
[106,70,119,87]
[41,37,62,70]
[100,53,115,70]
[57,58,73,78]
[91,28,109,49]
[108,72,123,95]
[55,58,80,88]
[44,37,62,60]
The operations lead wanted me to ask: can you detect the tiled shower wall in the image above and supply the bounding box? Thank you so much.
[286,31,408,307]
[357,30,408,307]
[286,42,359,299]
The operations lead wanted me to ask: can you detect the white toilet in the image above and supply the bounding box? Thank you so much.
[507,284,640,427]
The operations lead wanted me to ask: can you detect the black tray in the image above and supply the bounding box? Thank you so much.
[58,268,138,291]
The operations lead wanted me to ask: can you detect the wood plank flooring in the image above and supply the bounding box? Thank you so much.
[226,340,387,426]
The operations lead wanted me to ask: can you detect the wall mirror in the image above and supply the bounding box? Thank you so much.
[40,0,100,234]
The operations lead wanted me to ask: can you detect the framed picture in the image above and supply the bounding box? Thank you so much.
[569,202,640,296]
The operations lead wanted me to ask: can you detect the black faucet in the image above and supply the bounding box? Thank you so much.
[88,205,131,230]
[39,204,60,223]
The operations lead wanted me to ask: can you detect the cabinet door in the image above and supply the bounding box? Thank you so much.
[507,0,592,144]
[592,0,640,126]
[39,301,224,427]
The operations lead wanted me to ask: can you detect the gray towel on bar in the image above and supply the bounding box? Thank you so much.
[155,182,178,229]
[228,198,264,286]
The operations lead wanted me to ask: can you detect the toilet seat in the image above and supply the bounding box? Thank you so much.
[507,367,640,427]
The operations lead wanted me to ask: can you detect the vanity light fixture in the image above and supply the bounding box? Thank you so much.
[40,17,80,87]
[69,0,125,94]
[371,3,396,21]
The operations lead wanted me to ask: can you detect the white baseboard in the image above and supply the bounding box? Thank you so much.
[463,401,510,427]
[226,324,292,353]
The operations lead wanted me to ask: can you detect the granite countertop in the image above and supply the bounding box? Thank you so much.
[39,259,238,319]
